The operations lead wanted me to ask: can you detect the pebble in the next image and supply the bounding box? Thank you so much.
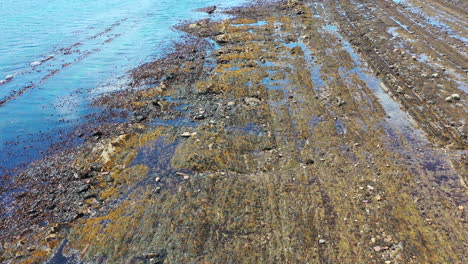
[412,55,417,60]
[5,75,13,80]
[458,205,464,210]
[373,246,382,252]
[431,73,439,78]
[227,101,235,107]
[181,132,192,137]
[367,185,375,191]
[319,239,326,244]
[30,61,41,67]
[155,177,161,182]
[445,94,461,102]
[145,252,160,259]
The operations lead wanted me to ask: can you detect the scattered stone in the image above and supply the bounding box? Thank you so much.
[214,34,229,44]
[227,101,235,107]
[193,114,205,120]
[77,184,89,193]
[181,132,192,137]
[135,115,146,122]
[319,239,326,244]
[155,177,161,182]
[458,205,464,211]
[176,172,190,180]
[375,194,382,201]
[373,246,383,252]
[45,234,57,241]
[450,94,460,100]
[367,185,374,191]
[245,97,262,106]
[145,252,160,259]
[412,55,417,60]
[445,94,461,102]
[5,75,13,80]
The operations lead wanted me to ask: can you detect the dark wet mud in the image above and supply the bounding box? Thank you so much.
[1,0,466,263]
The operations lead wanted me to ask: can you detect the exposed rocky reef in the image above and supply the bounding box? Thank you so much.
[1,0,466,263]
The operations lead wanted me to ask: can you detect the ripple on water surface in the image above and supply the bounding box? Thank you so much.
[0,0,247,173]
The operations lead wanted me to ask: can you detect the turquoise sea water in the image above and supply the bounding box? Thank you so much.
[0,0,246,174]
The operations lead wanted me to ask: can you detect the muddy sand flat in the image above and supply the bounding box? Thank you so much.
[1,0,466,263]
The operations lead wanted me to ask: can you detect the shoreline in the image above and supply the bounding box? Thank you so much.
[1,0,467,263]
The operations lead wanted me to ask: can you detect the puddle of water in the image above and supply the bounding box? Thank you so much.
[130,137,190,181]
[283,42,325,91]
[334,120,346,135]
[389,17,413,33]
[325,23,427,143]
[309,115,325,127]
[418,54,468,93]
[231,21,268,27]
[261,76,289,91]
[151,117,197,127]
[47,239,75,264]
[387,26,400,39]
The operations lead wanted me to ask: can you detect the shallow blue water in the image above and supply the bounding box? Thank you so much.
[0,0,246,174]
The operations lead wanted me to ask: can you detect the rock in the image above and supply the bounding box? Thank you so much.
[367,185,374,191]
[431,73,439,78]
[319,239,326,244]
[155,177,161,182]
[176,172,190,180]
[373,246,382,252]
[450,94,460,100]
[421,73,428,78]
[5,75,13,80]
[205,6,217,14]
[45,234,57,241]
[214,34,229,44]
[30,61,41,67]
[245,97,262,106]
[193,114,205,120]
[446,94,461,102]
[412,55,417,60]
[181,132,192,137]
[458,205,464,210]
[227,101,235,107]
[135,115,146,122]
[375,194,382,201]
[189,23,201,29]
[145,252,160,259]
[77,184,89,193]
